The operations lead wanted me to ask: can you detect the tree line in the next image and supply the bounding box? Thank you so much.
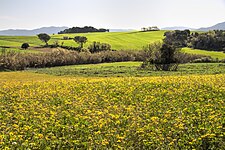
[58,26,109,34]
[190,30,225,51]
[142,29,225,71]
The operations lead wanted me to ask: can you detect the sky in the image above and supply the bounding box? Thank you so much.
[0,0,225,30]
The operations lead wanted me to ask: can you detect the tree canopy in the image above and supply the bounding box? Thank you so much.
[59,26,109,34]
[74,36,87,49]
[190,30,225,51]
[37,33,51,46]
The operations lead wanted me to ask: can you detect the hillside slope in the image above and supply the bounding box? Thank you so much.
[0,31,165,50]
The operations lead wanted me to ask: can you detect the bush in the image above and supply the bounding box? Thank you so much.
[88,41,111,53]
[191,57,216,63]
[59,45,80,51]
[21,43,30,50]
[0,48,210,71]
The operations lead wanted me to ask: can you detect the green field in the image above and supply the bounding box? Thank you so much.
[29,62,225,77]
[53,31,165,50]
[182,48,225,60]
[0,31,165,50]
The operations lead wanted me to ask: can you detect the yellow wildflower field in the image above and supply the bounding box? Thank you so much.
[0,72,224,149]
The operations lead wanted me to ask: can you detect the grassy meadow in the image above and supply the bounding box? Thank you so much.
[0,31,165,50]
[53,31,165,50]
[30,62,225,77]
[182,47,225,60]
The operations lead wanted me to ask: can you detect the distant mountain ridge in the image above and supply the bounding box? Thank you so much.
[198,22,225,31]
[162,21,225,31]
[161,26,196,31]
[0,26,68,36]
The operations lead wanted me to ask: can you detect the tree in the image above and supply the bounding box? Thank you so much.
[163,30,190,47]
[142,30,189,71]
[190,30,225,51]
[37,33,51,46]
[74,36,87,49]
[21,43,30,50]
[142,42,180,71]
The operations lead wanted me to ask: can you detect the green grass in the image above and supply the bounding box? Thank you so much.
[181,47,225,60]
[29,61,225,77]
[53,31,165,50]
[0,39,23,47]
[0,31,165,50]
[0,36,44,46]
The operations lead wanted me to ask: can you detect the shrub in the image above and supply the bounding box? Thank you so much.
[88,41,111,53]
[59,45,80,51]
[191,57,216,63]
[0,49,145,71]
[0,48,210,71]
[21,43,30,50]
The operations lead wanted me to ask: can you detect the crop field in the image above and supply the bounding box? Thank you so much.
[0,72,224,149]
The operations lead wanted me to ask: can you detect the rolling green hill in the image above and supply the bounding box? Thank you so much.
[53,31,165,50]
[0,31,165,50]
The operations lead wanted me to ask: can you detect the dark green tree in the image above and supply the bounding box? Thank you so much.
[74,36,87,49]
[37,33,51,46]
[142,42,180,71]
[190,30,225,51]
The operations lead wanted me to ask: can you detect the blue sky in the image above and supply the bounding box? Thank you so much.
[0,0,225,30]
